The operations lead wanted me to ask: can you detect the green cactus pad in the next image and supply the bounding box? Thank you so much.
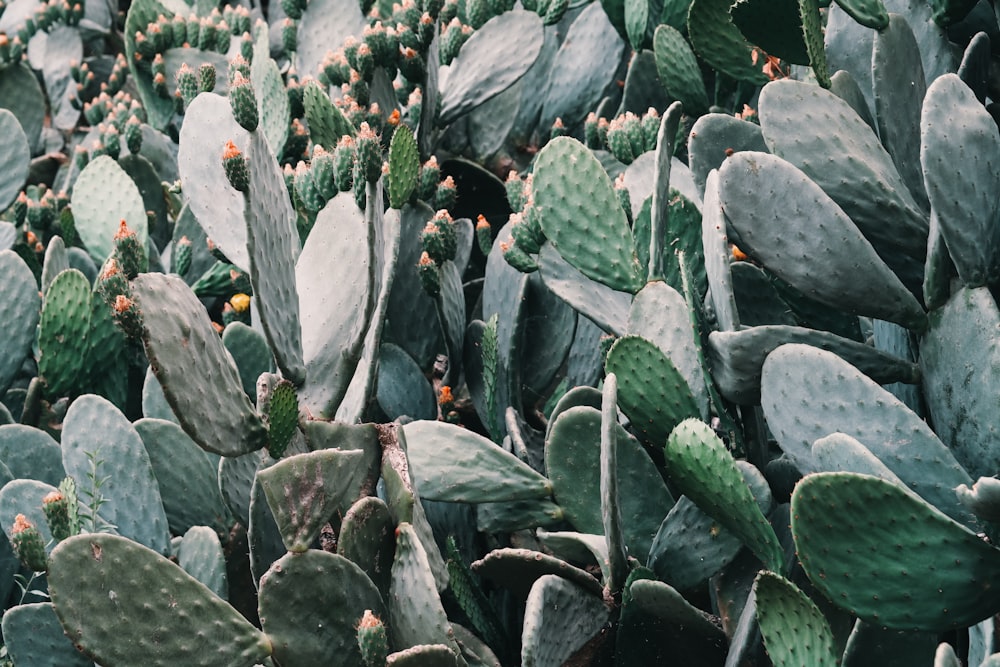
[840,620,940,667]
[266,380,299,459]
[688,114,768,198]
[600,375,628,591]
[71,156,148,265]
[648,460,772,589]
[664,418,783,571]
[223,322,277,398]
[0,251,40,396]
[604,334,700,445]
[521,575,611,667]
[84,288,129,411]
[297,193,373,419]
[251,29,290,157]
[294,0,367,82]
[259,549,386,667]
[920,286,1000,480]
[402,420,552,503]
[302,79,356,150]
[389,523,464,659]
[0,63,45,154]
[141,368,177,423]
[718,151,926,331]
[177,526,228,600]
[472,547,603,601]
[536,139,643,293]
[0,110,29,211]
[537,243,632,335]
[628,578,727,638]
[754,571,838,667]
[388,125,419,209]
[536,529,610,583]
[257,449,368,552]
[872,14,927,212]
[1,602,92,667]
[62,394,171,554]
[387,645,461,666]
[244,130,305,385]
[439,11,543,124]
[652,25,709,114]
[134,418,231,537]
[687,0,768,84]
[249,471,289,584]
[338,495,395,598]
[122,0,175,130]
[133,272,268,457]
[829,70,876,132]
[37,269,91,399]
[476,498,564,533]
[761,343,974,525]
[832,0,889,28]
[700,172,741,332]
[546,405,674,561]
[730,0,809,65]
[538,4,625,131]
[792,472,1000,631]
[49,533,272,665]
[921,74,1000,287]
[177,93,251,271]
[0,425,64,486]
[758,79,929,275]
[707,325,920,405]
[627,281,708,419]
[811,432,910,487]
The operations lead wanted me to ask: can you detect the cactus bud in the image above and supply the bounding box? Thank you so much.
[501,237,538,272]
[467,0,489,28]
[504,171,525,212]
[11,515,46,572]
[439,18,465,66]
[174,235,192,276]
[417,156,440,202]
[434,174,457,210]
[13,191,27,225]
[175,62,198,108]
[222,140,250,193]
[198,62,216,92]
[310,145,337,200]
[510,209,544,255]
[229,71,258,131]
[355,122,382,184]
[421,209,457,264]
[281,18,297,53]
[42,491,72,542]
[333,136,356,192]
[417,251,440,297]
[124,116,143,154]
[398,46,425,82]
[475,214,492,255]
[640,107,660,153]
[281,0,304,19]
[112,293,144,341]
[614,173,632,224]
[542,0,567,24]
[294,161,325,213]
[113,219,148,278]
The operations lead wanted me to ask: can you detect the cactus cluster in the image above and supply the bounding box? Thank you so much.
[3,0,1000,663]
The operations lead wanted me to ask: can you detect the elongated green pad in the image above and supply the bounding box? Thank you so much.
[833,0,888,28]
[688,114,767,198]
[628,578,727,638]
[177,526,228,600]
[0,110,29,211]
[257,449,368,552]
[533,137,643,293]
[0,251,40,396]
[537,243,632,336]
[49,533,272,665]
[177,93,251,271]
[920,286,1000,480]
[1,602,92,667]
[223,322,276,397]
[388,125,418,209]
[521,575,611,667]
[297,193,373,418]
[664,418,783,571]
[920,73,1000,287]
[707,325,920,405]
[402,420,552,503]
[37,269,91,399]
[439,11,543,124]
[133,272,268,456]
[302,80,356,149]
[294,0,367,82]
[135,418,230,538]
[389,523,464,659]
[122,0,174,130]
[62,394,170,554]
[754,571,837,667]
[718,151,926,330]
[687,0,768,84]
[259,550,386,667]
[605,334,700,446]
[251,29,290,156]
[338,495,395,597]
[71,155,147,264]
[758,79,928,274]
[546,406,674,560]
[791,472,1000,631]
[0,424,64,486]
[472,547,604,599]
[652,25,709,114]
[761,343,974,525]
[601,375,629,591]
[243,129,304,384]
